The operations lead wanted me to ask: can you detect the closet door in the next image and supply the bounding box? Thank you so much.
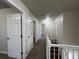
[7,13,21,59]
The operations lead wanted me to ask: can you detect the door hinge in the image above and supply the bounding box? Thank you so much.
[21,35,23,38]
[21,52,23,55]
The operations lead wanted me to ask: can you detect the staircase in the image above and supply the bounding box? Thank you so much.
[50,39,61,59]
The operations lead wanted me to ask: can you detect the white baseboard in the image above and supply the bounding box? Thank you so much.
[0,51,8,54]
[24,45,33,59]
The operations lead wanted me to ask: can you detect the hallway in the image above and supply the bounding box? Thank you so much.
[26,39,46,59]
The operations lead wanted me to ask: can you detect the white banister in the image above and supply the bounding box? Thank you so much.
[51,44,79,49]
[46,36,79,59]
[46,34,51,59]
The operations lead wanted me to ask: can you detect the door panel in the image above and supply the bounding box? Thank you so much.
[7,14,21,59]
[26,21,33,52]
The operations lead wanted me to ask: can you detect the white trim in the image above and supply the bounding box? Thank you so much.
[24,45,33,59]
[0,51,8,54]
[51,44,79,49]
[8,52,21,59]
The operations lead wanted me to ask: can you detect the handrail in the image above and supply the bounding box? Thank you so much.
[50,44,79,49]
[47,36,79,49]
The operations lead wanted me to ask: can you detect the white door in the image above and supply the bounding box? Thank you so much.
[7,14,21,59]
[26,20,33,52]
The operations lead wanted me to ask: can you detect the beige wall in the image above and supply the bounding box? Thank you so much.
[63,11,79,45]
[0,8,20,53]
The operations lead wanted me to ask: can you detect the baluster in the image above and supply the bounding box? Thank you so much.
[73,49,74,59]
[46,41,48,59]
[62,48,64,59]
[63,48,65,59]
[61,48,62,59]
[54,47,55,59]
[74,49,78,59]
[48,46,51,59]
[63,48,66,59]
[69,48,74,59]
[67,48,69,59]
[58,47,60,59]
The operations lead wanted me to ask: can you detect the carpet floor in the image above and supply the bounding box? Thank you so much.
[0,53,16,59]
[26,39,46,59]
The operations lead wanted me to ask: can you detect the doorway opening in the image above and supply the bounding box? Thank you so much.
[33,20,36,45]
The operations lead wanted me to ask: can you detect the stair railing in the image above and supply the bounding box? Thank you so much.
[46,36,79,59]
[46,35,51,59]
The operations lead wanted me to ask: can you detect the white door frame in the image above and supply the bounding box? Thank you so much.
[20,13,23,59]
[3,0,27,59]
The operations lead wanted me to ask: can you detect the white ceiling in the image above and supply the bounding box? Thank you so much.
[0,0,10,9]
[22,0,79,17]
